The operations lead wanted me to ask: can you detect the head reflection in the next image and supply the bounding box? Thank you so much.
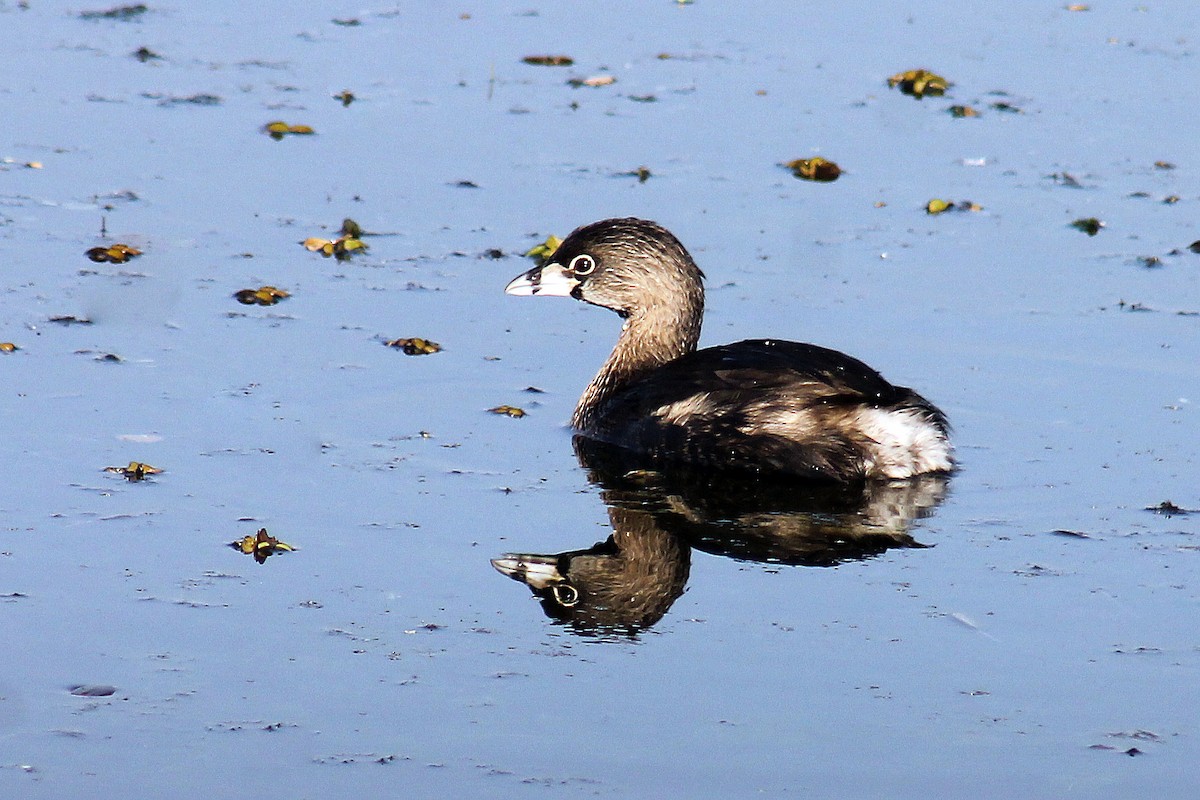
[493,438,950,638]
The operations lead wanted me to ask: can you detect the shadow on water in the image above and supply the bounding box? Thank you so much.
[493,437,950,637]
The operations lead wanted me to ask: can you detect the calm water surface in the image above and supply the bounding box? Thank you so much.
[2,2,1197,797]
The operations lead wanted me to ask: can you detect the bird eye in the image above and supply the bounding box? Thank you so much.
[569,254,596,276]
[551,583,580,607]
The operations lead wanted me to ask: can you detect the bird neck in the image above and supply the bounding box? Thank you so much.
[573,291,703,430]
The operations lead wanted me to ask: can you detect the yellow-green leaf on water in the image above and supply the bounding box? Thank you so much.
[229,528,294,564]
[0,342,17,353]
[104,461,163,481]
[386,337,442,355]
[488,405,527,418]
[234,286,290,306]
[86,243,142,263]
[302,222,368,260]
[525,234,563,265]
[263,121,315,140]
[948,105,979,118]
[887,69,950,98]
[783,157,841,182]
[926,199,953,215]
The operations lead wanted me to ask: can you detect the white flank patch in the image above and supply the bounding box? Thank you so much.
[855,407,953,479]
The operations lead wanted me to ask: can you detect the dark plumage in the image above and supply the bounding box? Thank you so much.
[506,218,953,481]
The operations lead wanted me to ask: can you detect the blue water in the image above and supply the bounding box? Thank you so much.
[2,2,1197,797]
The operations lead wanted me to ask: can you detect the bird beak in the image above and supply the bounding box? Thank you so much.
[504,262,577,297]
[491,554,564,589]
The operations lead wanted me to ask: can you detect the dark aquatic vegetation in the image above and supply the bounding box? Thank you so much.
[522,55,574,67]
[493,438,946,637]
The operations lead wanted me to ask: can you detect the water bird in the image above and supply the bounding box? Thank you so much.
[505,217,952,481]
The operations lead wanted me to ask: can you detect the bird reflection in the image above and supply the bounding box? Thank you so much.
[493,438,950,637]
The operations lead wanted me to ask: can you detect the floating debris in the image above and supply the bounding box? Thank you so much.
[333,89,355,107]
[1070,217,1104,236]
[263,121,315,140]
[568,74,616,88]
[150,93,222,107]
[0,342,18,353]
[1189,241,1200,254]
[48,315,93,326]
[925,199,982,215]
[615,166,653,183]
[103,461,163,481]
[1049,172,1083,188]
[230,528,295,564]
[303,218,367,260]
[1162,195,1180,205]
[488,405,527,418]
[990,101,1022,113]
[1051,529,1091,539]
[523,55,574,66]
[1154,160,1176,170]
[80,4,147,21]
[234,286,290,306]
[86,243,142,263]
[131,46,162,62]
[783,157,841,182]
[887,69,950,98]
[386,337,442,355]
[1146,500,1195,517]
[1066,4,1090,11]
[948,105,980,118]
[524,234,562,265]
[69,684,117,697]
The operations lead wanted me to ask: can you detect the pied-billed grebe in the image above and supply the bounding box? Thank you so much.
[505,218,953,481]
